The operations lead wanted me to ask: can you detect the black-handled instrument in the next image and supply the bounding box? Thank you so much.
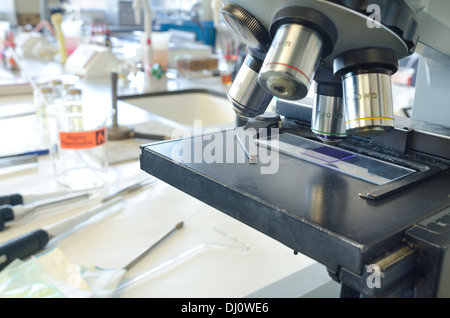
[0,194,24,206]
[0,229,50,270]
[0,196,123,271]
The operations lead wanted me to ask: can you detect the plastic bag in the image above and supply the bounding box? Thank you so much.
[0,247,125,298]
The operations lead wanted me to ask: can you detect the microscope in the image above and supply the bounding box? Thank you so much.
[141,0,450,297]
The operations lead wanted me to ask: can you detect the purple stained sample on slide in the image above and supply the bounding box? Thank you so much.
[303,146,355,163]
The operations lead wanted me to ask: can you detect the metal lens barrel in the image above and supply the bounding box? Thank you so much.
[334,48,399,137]
[258,6,337,100]
[228,51,273,119]
[219,3,273,119]
[311,67,346,144]
[259,23,322,100]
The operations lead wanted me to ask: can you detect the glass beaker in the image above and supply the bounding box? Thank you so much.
[48,101,112,190]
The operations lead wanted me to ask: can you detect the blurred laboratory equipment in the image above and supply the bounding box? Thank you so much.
[34,84,54,125]
[50,13,68,64]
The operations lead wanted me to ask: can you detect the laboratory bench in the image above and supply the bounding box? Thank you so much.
[0,58,332,298]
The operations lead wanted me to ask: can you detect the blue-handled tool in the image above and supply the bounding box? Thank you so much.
[0,149,49,160]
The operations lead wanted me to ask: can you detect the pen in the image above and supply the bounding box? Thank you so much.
[0,149,49,159]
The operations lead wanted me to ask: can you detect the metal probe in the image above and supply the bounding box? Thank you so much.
[123,221,184,271]
[102,178,157,203]
[0,193,91,231]
[0,188,93,206]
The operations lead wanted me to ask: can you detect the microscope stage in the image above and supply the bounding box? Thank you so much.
[140,130,450,275]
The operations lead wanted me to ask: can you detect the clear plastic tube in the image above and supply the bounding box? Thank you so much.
[113,227,250,296]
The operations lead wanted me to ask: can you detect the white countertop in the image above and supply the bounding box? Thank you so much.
[0,61,322,298]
